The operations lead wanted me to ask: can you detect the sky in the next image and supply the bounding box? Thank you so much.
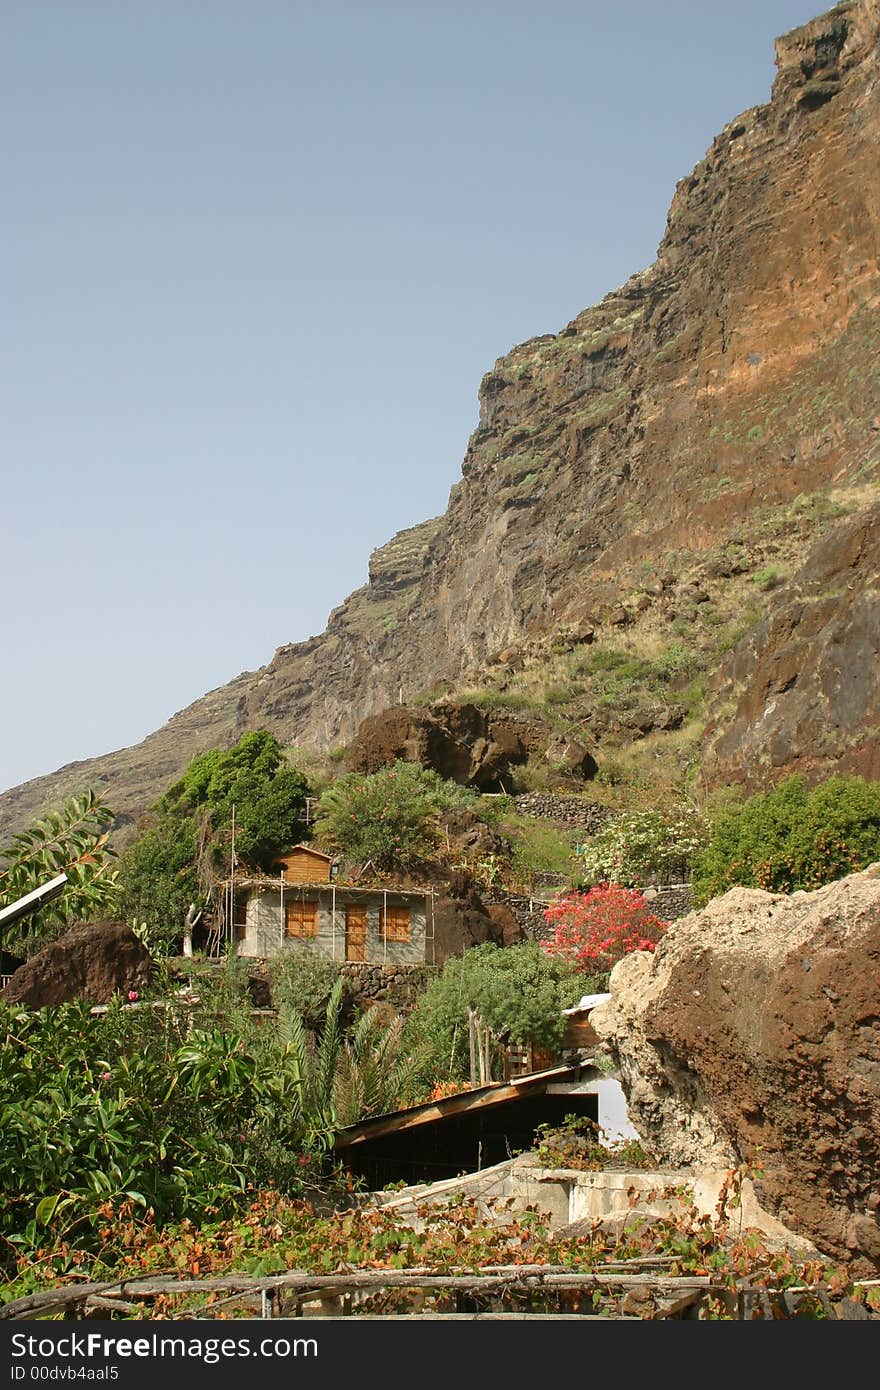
[2,0,821,796]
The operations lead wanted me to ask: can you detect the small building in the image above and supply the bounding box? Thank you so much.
[224,846,435,965]
[273,844,336,885]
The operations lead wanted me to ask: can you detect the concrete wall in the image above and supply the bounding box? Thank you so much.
[236,886,429,964]
[372,1153,818,1255]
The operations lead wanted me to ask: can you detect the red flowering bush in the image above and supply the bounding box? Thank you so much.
[540,884,668,975]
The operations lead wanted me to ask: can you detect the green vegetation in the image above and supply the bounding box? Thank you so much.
[5,1179,865,1318]
[752,565,784,591]
[534,1114,655,1171]
[400,942,581,1098]
[160,730,310,868]
[0,791,120,955]
[118,731,311,950]
[0,965,407,1269]
[577,805,708,887]
[313,760,477,871]
[503,815,579,889]
[268,952,352,1032]
[691,774,880,905]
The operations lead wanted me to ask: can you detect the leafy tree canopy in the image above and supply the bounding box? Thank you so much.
[117,731,311,947]
[691,773,880,905]
[160,730,310,867]
[0,790,120,955]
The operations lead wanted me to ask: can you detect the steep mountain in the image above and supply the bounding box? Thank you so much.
[2,0,878,842]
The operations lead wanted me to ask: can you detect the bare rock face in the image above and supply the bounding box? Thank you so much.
[704,501,880,788]
[0,921,154,1008]
[590,865,880,1275]
[345,701,597,789]
[438,808,511,863]
[0,1,877,840]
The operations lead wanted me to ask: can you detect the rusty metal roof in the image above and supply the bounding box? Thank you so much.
[334,1062,585,1149]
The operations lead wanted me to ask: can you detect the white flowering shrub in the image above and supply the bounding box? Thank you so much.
[577,805,708,886]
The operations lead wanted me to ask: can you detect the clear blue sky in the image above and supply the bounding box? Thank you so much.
[2,0,819,796]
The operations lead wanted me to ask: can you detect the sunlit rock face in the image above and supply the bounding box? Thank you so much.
[591,862,880,1277]
[1,1,878,840]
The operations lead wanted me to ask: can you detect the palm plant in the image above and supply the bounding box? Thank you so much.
[275,976,408,1141]
[333,1007,409,1126]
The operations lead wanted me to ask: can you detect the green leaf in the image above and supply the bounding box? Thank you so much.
[35,1193,63,1226]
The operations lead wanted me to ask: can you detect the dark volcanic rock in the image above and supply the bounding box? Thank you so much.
[591,863,880,1276]
[1,921,154,1008]
[438,808,511,862]
[345,700,596,790]
[704,501,880,788]
[430,875,513,964]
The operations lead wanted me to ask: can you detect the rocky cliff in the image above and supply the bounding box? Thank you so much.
[1,0,878,839]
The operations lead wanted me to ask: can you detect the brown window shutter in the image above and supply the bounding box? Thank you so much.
[285,899,318,938]
[381,904,411,943]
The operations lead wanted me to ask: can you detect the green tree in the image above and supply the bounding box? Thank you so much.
[161,730,310,869]
[401,942,581,1097]
[117,731,312,948]
[313,760,476,871]
[0,791,120,955]
[116,815,201,952]
[691,773,880,905]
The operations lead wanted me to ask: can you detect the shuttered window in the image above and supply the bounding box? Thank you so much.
[382,904,411,943]
[285,899,318,938]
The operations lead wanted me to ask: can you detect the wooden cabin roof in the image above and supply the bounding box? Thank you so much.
[275,844,332,862]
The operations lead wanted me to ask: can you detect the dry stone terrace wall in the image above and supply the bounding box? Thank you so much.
[512,794,613,832]
[644,883,694,921]
[338,961,436,1015]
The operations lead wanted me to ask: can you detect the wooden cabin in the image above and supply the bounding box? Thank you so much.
[273,844,334,884]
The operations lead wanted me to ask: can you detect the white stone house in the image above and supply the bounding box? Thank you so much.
[228,845,434,965]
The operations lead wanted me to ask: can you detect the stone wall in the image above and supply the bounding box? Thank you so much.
[642,882,693,921]
[338,961,437,1016]
[513,794,613,833]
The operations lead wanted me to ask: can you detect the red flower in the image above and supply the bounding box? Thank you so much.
[541,884,667,974]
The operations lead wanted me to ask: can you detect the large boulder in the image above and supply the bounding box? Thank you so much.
[428,872,524,964]
[590,865,880,1276]
[0,921,154,1008]
[345,700,597,790]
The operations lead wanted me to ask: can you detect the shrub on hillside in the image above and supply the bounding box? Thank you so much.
[577,805,708,888]
[117,731,312,948]
[540,884,668,981]
[400,942,581,1097]
[313,761,476,871]
[690,773,880,905]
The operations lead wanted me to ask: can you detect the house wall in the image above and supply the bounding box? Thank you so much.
[236,886,429,964]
